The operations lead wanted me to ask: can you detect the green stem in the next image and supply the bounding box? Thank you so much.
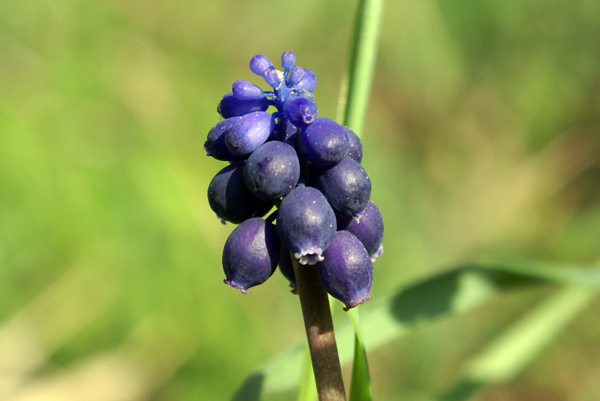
[291,252,347,401]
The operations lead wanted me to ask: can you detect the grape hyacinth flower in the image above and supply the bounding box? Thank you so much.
[243,141,300,201]
[204,117,243,161]
[313,156,372,218]
[223,218,280,293]
[204,52,382,310]
[225,111,275,157]
[318,230,373,311]
[276,186,337,265]
[207,161,272,224]
[337,200,384,262]
[302,117,349,165]
[217,92,268,118]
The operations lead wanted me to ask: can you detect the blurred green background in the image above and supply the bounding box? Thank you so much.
[1,0,599,400]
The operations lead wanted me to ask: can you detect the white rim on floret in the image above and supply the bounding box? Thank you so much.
[295,248,325,265]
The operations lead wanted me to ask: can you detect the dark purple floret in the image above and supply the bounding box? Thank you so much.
[225,111,275,157]
[313,156,371,218]
[283,97,318,129]
[207,161,272,224]
[204,117,244,161]
[281,52,296,70]
[318,230,373,311]
[218,92,269,118]
[343,126,363,164]
[243,141,300,201]
[276,186,337,265]
[223,218,281,293]
[301,117,349,166]
[232,80,264,100]
[295,69,317,92]
[278,246,297,292]
[249,54,273,76]
[337,200,384,262]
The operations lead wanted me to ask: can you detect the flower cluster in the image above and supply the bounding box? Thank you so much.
[205,52,383,310]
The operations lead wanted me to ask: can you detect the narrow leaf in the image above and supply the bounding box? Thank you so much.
[232,260,600,400]
[477,256,600,288]
[297,346,318,401]
[348,308,372,401]
[438,286,596,400]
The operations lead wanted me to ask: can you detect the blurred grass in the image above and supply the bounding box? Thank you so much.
[0,0,599,400]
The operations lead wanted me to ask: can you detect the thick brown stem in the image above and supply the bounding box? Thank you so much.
[291,252,347,401]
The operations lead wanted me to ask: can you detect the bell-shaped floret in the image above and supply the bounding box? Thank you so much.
[225,111,275,157]
[343,126,363,164]
[337,201,384,262]
[318,230,373,310]
[207,161,272,224]
[284,96,318,130]
[301,117,349,166]
[204,117,243,161]
[222,218,280,293]
[313,157,371,218]
[217,92,269,118]
[243,141,300,201]
[276,186,337,265]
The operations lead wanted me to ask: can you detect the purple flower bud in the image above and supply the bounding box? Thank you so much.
[318,230,373,311]
[223,218,280,293]
[295,69,317,92]
[249,54,273,76]
[204,117,243,161]
[225,111,276,157]
[286,66,305,86]
[232,80,264,100]
[337,201,384,262]
[313,157,371,218]
[301,117,349,165]
[283,96,318,129]
[217,92,269,118]
[281,52,296,70]
[277,186,337,265]
[262,66,281,89]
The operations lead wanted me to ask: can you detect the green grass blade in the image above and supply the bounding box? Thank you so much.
[476,256,600,288]
[297,345,318,401]
[348,308,373,401]
[232,260,600,400]
[338,0,385,136]
[438,286,596,401]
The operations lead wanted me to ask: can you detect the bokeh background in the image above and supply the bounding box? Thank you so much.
[1,0,600,400]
